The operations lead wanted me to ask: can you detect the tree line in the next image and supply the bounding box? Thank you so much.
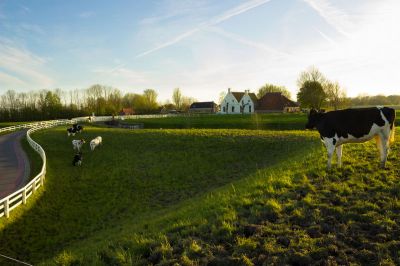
[0,85,161,122]
[1,68,399,122]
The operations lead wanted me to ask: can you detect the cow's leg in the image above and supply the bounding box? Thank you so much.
[379,131,390,168]
[336,145,343,167]
[324,139,336,169]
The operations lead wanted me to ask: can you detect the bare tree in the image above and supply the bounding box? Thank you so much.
[325,81,348,110]
[297,66,327,88]
[172,88,183,110]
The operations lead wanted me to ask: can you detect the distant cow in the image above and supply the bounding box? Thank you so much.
[90,136,102,151]
[72,152,82,166]
[67,127,77,136]
[72,139,85,151]
[73,124,83,133]
[306,107,396,169]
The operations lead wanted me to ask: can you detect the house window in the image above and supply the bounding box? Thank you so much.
[248,100,250,103]
[232,106,235,112]
[249,106,251,112]
[223,107,225,112]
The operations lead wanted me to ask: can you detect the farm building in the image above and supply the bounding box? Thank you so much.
[220,88,258,114]
[256,92,300,113]
[189,102,218,113]
[119,108,135,115]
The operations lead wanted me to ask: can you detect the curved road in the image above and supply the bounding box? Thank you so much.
[0,130,30,199]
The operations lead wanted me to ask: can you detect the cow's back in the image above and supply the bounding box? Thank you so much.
[318,107,389,139]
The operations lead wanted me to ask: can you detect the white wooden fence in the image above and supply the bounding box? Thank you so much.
[0,114,186,218]
[0,120,74,218]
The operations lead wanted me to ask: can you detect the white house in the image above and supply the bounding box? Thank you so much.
[220,88,258,114]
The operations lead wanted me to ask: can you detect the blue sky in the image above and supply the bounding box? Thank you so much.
[0,0,399,102]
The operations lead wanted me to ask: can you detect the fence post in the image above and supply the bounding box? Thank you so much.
[41,173,45,186]
[4,198,9,218]
[22,189,27,204]
[32,180,37,193]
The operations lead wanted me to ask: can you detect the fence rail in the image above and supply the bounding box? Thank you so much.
[0,114,184,218]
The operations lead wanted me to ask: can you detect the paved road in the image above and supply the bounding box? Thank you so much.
[0,130,30,199]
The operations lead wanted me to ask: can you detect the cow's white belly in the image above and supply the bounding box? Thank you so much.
[321,123,385,146]
[335,123,383,145]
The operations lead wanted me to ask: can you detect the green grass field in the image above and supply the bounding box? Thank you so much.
[124,113,308,130]
[0,113,399,265]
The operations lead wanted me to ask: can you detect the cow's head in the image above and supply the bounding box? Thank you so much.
[305,108,324,129]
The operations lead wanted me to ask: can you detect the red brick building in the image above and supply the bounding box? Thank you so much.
[256,92,300,113]
[119,108,135,115]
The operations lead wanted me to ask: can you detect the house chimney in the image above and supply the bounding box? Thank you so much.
[245,90,249,95]
[228,88,231,93]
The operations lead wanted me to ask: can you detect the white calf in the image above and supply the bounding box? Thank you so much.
[90,136,102,151]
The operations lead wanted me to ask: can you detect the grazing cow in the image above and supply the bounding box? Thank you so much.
[72,152,82,166]
[67,127,77,136]
[72,139,86,151]
[90,136,102,151]
[306,107,396,169]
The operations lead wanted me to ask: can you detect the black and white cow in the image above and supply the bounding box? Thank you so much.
[72,152,82,166]
[306,107,396,169]
[67,127,77,136]
[73,124,83,133]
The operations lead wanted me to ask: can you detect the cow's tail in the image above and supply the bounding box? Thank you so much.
[390,119,395,143]
[382,107,396,143]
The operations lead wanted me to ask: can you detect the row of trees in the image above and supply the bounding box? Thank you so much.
[0,85,198,122]
[0,86,162,122]
[1,68,398,121]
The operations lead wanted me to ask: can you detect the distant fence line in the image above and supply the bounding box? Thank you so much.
[0,114,189,218]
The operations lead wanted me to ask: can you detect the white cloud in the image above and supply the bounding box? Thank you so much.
[0,39,53,90]
[0,71,26,87]
[135,0,273,58]
[207,27,291,58]
[92,67,150,86]
[302,0,354,37]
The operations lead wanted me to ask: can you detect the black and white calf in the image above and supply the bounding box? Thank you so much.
[306,107,396,169]
[72,152,82,166]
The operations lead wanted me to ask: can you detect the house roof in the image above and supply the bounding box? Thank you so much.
[257,92,299,110]
[231,92,258,103]
[120,107,134,114]
[190,101,216,109]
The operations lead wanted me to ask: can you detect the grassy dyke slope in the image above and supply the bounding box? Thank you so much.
[60,128,400,265]
[0,126,318,264]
